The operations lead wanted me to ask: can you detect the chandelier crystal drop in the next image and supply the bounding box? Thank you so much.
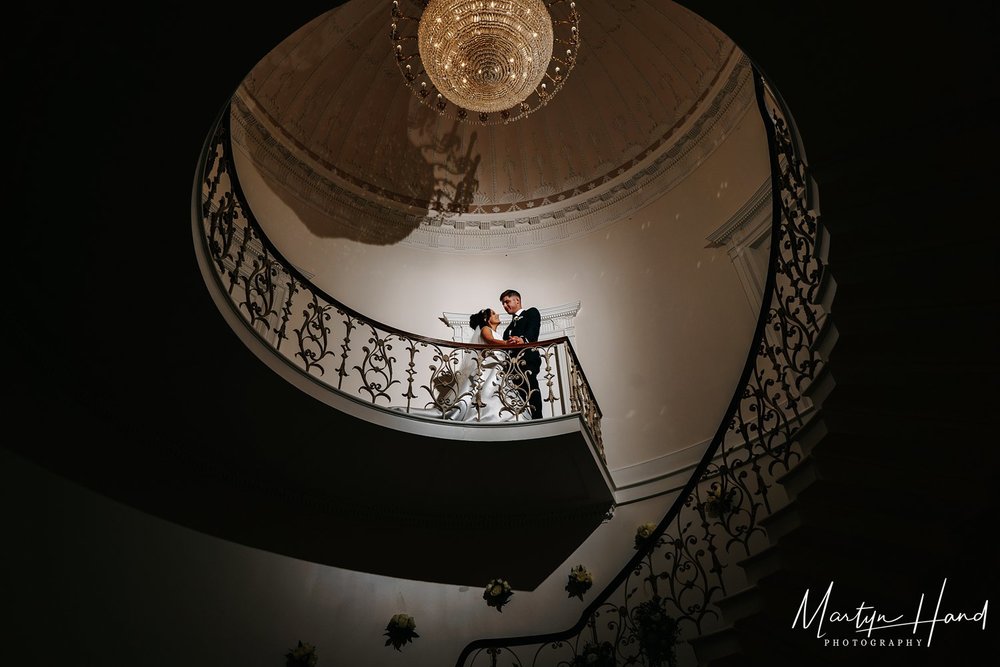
[391,0,580,124]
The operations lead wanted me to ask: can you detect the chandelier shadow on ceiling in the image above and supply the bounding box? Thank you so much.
[391,0,579,125]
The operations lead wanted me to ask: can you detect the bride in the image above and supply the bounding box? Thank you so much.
[391,308,534,422]
[445,307,533,422]
[402,307,533,422]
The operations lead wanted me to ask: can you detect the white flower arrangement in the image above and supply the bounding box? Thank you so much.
[384,613,419,651]
[483,578,514,611]
[565,564,594,600]
[389,613,416,630]
[704,482,735,518]
[634,521,658,548]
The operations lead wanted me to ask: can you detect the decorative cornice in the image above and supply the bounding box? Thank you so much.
[705,179,772,246]
[231,51,759,252]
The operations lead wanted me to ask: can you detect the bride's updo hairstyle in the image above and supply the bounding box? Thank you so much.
[469,308,491,330]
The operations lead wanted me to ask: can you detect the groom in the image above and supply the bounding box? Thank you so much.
[500,289,543,420]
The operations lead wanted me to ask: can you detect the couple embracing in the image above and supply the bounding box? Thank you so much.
[402,289,544,423]
[465,289,544,422]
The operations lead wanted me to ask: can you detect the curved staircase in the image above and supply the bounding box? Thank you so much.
[677,3,999,665]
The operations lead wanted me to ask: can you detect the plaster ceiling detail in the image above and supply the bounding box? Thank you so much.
[232,0,746,250]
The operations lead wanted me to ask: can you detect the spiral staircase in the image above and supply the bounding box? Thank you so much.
[5,3,996,667]
[677,3,999,665]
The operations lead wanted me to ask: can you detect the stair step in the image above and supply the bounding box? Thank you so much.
[802,363,835,405]
[727,607,874,666]
[796,486,949,536]
[687,626,745,664]
[727,611,838,666]
[812,316,839,363]
[751,537,934,597]
[785,440,985,496]
[714,585,767,625]
[775,442,964,502]
[813,262,837,312]
[789,408,828,459]
[690,618,815,667]
[773,449,821,502]
[757,501,803,541]
[813,223,832,267]
[738,540,797,584]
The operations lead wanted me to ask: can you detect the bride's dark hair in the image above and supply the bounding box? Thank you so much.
[469,308,491,330]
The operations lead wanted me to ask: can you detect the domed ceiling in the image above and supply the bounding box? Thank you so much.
[231,0,750,250]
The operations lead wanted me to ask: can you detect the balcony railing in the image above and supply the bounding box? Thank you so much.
[196,105,604,461]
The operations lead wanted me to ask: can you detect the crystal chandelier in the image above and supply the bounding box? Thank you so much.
[391,0,580,124]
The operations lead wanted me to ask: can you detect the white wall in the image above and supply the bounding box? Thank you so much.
[235,94,770,474]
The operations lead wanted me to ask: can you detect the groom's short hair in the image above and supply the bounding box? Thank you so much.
[500,289,521,300]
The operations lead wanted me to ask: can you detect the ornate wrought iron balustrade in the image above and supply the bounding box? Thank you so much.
[454,65,829,667]
[197,107,603,459]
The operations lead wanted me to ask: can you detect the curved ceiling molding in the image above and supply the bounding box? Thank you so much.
[232,0,748,251]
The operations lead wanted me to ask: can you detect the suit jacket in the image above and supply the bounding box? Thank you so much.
[503,307,541,371]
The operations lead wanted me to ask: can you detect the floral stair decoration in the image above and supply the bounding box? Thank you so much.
[633,522,658,549]
[483,578,513,612]
[284,640,318,667]
[565,564,594,601]
[383,613,419,651]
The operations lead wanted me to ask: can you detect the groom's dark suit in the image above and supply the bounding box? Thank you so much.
[503,307,543,419]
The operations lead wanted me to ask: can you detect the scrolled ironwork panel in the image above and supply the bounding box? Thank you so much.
[498,348,536,421]
[239,247,285,333]
[294,295,336,376]
[420,345,477,418]
[353,326,402,404]
[538,343,561,418]
[566,348,604,462]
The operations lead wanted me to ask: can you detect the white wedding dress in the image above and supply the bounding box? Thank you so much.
[395,327,532,423]
[449,327,533,422]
